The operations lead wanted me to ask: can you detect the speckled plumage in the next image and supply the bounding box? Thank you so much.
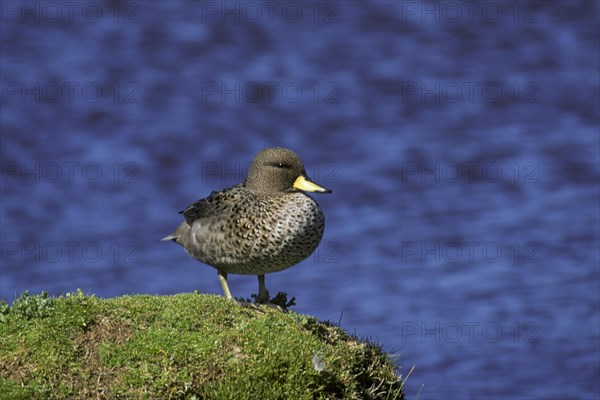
[163,147,331,302]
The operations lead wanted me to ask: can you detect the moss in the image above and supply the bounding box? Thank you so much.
[0,290,404,399]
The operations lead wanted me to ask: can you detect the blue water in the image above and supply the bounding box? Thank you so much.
[1,1,599,399]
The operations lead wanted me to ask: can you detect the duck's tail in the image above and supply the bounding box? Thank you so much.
[161,233,178,242]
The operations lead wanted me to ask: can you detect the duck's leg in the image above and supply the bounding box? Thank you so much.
[257,274,269,303]
[218,270,233,299]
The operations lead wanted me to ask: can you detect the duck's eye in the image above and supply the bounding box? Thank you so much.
[272,162,289,169]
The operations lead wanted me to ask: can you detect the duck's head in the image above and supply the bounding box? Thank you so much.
[245,147,332,195]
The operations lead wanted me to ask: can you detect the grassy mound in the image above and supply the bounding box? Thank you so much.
[0,291,405,399]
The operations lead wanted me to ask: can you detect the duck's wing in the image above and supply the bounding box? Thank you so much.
[161,185,244,242]
[180,185,242,225]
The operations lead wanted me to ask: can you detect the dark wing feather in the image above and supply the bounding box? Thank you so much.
[180,186,241,225]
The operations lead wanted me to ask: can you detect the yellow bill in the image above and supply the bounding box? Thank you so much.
[293,175,332,193]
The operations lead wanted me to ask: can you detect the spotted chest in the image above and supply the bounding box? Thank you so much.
[216,192,325,274]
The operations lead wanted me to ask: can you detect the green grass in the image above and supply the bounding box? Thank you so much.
[0,290,405,399]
